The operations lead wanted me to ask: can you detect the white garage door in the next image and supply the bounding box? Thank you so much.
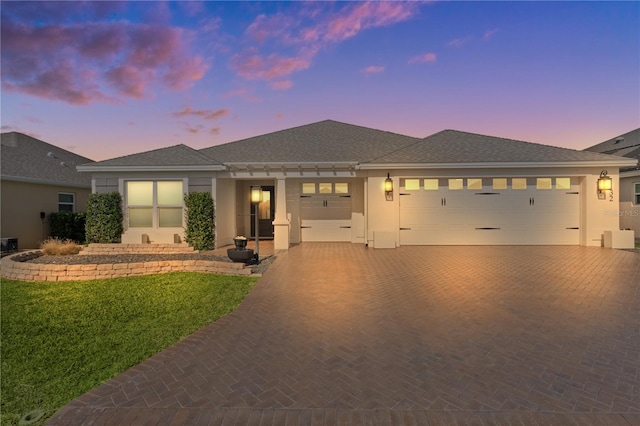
[300,182,353,242]
[399,177,580,245]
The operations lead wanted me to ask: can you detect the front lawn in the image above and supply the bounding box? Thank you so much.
[0,272,258,426]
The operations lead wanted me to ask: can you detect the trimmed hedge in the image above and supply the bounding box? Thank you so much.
[49,212,86,243]
[184,192,215,251]
[85,192,123,243]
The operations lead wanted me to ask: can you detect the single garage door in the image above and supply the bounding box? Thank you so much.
[300,182,353,242]
[399,177,580,245]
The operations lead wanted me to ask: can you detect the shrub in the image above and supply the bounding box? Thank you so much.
[85,192,123,243]
[184,192,215,251]
[49,212,86,243]
[40,238,83,255]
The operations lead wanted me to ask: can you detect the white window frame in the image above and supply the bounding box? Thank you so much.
[58,192,75,212]
[634,182,640,206]
[125,180,186,228]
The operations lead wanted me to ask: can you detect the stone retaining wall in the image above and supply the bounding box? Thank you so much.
[79,243,196,255]
[1,253,251,282]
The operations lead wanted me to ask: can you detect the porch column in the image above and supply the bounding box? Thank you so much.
[272,178,290,250]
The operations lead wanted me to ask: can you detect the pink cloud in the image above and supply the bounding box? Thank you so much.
[408,52,437,64]
[174,107,229,121]
[220,87,261,103]
[448,36,474,47]
[276,113,284,119]
[210,127,221,135]
[1,16,207,104]
[270,80,293,90]
[231,49,311,81]
[483,28,499,40]
[362,65,385,74]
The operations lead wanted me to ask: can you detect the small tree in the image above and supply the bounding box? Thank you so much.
[49,212,86,243]
[85,192,123,243]
[184,192,215,251]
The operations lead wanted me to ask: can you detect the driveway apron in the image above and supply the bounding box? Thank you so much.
[48,244,640,425]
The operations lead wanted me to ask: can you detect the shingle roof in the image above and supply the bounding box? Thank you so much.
[200,120,421,164]
[366,130,631,165]
[1,132,93,187]
[80,144,223,168]
[584,128,640,172]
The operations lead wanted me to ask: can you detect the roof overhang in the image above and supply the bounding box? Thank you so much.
[226,162,359,173]
[360,159,639,170]
[76,165,227,172]
[0,175,91,189]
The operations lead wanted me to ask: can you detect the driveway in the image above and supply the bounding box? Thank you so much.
[49,244,640,425]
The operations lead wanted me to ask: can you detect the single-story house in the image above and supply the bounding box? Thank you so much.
[585,128,640,237]
[77,120,637,250]
[1,132,94,250]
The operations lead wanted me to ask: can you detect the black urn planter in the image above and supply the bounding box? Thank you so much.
[227,248,254,263]
[233,238,248,250]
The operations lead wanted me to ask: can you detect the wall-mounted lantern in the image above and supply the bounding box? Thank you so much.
[597,170,612,200]
[384,173,393,201]
[250,185,262,264]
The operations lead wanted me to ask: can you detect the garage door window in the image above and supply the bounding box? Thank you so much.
[404,179,420,190]
[467,178,482,190]
[537,178,552,190]
[302,183,316,194]
[449,179,463,190]
[424,179,439,190]
[556,178,571,190]
[493,178,507,190]
[512,178,527,190]
[335,183,349,194]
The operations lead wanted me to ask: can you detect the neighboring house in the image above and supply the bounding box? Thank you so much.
[77,120,637,249]
[585,128,640,237]
[1,132,93,250]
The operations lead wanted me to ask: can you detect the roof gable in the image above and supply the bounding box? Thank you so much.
[1,132,93,186]
[80,144,223,169]
[200,120,421,164]
[367,130,631,165]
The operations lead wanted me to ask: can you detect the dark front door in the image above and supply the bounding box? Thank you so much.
[251,186,275,239]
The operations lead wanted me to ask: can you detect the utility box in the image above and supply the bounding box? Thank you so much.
[1,238,18,254]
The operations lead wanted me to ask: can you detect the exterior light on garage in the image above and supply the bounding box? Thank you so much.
[384,173,393,201]
[597,170,612,200]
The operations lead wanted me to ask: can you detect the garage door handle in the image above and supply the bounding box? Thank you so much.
[339,195,351,198]
[400,227,412,230]
[339,226,351,229]
[301,226,312,229]
[566,227,579,230]
[399,193,410,196]
[475,227,501,230]
[300,195,312,198]
[566,192,579,195]
[441,197,446,206]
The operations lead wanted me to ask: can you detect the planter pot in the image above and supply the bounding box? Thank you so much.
[233,238,248,250]
[227,248,254,263]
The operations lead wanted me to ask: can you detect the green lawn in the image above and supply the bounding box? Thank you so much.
[0,272,258,426]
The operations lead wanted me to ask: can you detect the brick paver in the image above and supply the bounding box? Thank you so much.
[48,245,640,425]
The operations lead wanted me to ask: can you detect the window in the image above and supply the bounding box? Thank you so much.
[424,179,439,190]
[536,178,552,190]
[467,178,482,190]
[493,178,507,190]
[302,183,316,194]
[448,179,463,190]
[404,179,420,191]
[556,177,571,190]
[319,183,332,194]
[334,183,349,194]
[635,183,640,205]
[512,178,527,190]
[58,193,75,212]
[126,181,184,228]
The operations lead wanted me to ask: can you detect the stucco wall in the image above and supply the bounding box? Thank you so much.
[1,180,91,249]
[214,178,236,248]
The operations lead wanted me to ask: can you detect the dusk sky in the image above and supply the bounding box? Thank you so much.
[1,1,638,162]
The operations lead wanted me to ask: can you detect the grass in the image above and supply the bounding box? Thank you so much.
[0,272,258,426]
[39,238,83,255]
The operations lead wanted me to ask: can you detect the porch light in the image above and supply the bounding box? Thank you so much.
[597,170,612,199]
[384,173,393,201]
[250,186,261,264]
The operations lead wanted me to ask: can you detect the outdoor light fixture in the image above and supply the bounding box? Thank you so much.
[597,170,612,200]
[250,186,261,264]
[384,173,393,201]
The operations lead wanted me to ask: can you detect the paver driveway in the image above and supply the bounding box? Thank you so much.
[49,244,639,425]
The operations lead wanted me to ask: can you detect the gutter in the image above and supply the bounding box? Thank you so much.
[0,175,91,189]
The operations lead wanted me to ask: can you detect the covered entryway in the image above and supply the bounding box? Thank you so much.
[399,177,581,245]
[250,186,275,239]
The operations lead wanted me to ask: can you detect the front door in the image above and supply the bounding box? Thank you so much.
[251,186,275,239]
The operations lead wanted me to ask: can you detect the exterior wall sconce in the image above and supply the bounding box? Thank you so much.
[597,170,612,200]
[384,173,393,201]
[250,185,262,264]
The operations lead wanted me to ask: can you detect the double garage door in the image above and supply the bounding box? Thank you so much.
[400,177,581,245]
